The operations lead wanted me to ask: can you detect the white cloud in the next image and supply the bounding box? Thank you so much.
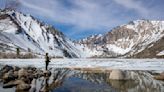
[19,0,122,30]
[113,0,150,17]
[16,0,162,38]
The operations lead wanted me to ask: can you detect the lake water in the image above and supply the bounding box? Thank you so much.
[0,59,164,92]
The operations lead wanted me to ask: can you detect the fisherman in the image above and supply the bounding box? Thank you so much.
[45,53,51,70]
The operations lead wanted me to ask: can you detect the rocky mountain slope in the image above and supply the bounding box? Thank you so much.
[0,9,164,58]
[0,9,81,58]
[76,20,164,58]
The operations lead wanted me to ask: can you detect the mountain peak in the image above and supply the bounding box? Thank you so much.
[0,10,81,58]
[0,10,164,58]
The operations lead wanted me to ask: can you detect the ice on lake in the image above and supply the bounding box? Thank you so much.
[0,59,164,71]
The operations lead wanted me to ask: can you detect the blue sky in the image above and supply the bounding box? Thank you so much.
[0,0,164,39]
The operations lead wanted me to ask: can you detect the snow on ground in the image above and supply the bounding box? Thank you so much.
[0,59,164,71]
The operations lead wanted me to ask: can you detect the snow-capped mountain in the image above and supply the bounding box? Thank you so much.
[0,9,164,58]
[76,20,164,58]
[0,9,81,58]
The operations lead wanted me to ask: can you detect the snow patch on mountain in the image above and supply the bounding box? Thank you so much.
[0,10,81,58]
[76,20,164,58]
[0,10,164,58]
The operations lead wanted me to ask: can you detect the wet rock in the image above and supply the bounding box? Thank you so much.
[14,80,25,85]
[3,70,15,83]
[37,70,44,77]
[109,69,126,80]
[108,80,138,91]
[154,72,164,80]
[3,80,24,88]
[16,83,31,92]
[13,71,18,78]
[43,70,51,77]
[19,77,31,84]
[28,69,33,74]
[2,65,13,72]
[27,66,36,71]
[18,68,28,78]
[0,65,54,92]
[13,66,20,71]
[3,81,17,88]
[29,79,36,92]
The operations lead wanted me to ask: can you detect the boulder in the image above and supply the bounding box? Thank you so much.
[18,68,28,78]
[108,80,138,90]
[3,80,24,88]
[2,65,13,72]
[1,65,13,76]
[16,83,31,91]
[13,71,18,78]
[29,79,36,92]
[36,70,44,78]
[3,70,15,83]
[43,70,51,77]
[13,66,20,71]
[19,77,31,84]
[14,80,25,85]
[27,66,36,71]
[109,69,126,80]
[154,72,164,80]
[3,81,17,88]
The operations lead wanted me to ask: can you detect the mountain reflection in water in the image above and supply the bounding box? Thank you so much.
[38,69,164,92]
[0,67,164,92]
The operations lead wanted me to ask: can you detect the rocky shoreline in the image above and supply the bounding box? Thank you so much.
[0,65,51,92]
[0,65,164,92]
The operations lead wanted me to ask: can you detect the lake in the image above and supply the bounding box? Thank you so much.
[0,59,164,92]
